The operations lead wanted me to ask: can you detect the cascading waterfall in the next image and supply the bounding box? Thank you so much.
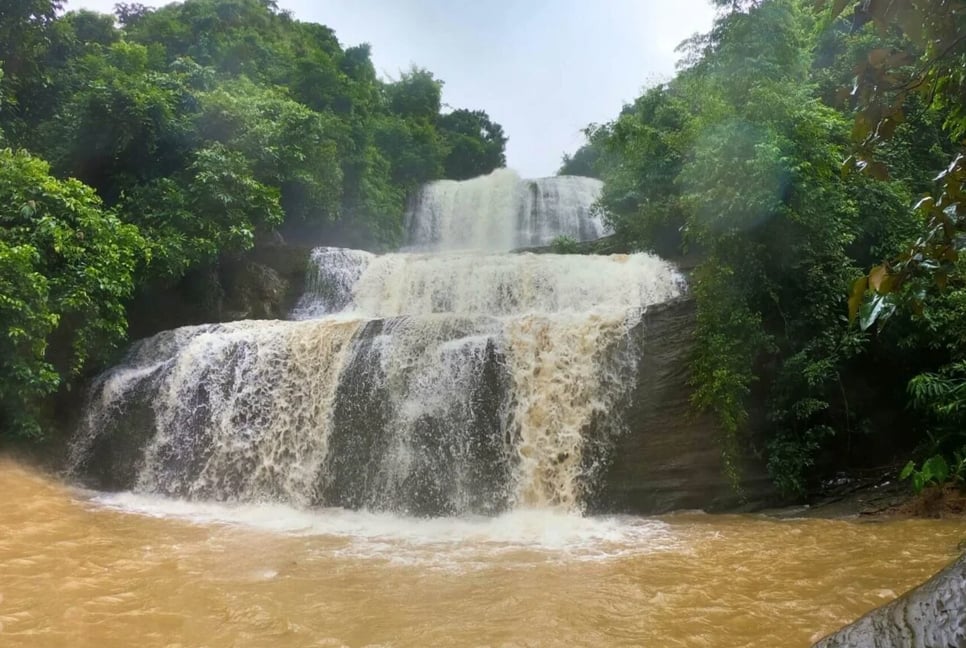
[70,171,684,516]
[72,319,365,505]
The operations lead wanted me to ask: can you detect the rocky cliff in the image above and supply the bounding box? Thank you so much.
[588,298,775,513]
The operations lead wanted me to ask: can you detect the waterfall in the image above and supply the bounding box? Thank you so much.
[404,169,610,252]
[70,172,684,516]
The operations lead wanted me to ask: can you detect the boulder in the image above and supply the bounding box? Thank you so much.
[125,241,313,341]
[812,552,966,647]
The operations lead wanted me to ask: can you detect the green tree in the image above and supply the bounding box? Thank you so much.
[810,0,966,488]
[596,85,693,256]
[0,0,63,139]
[438,109,507,179]
[558,128,607,178]
[825,0,966,329]
[386,67,442,122]
[373,114,445,189]
[119,143,283,277]
[41,41,193,199]
[0,148,144,437]
[581,0,931,493]
[194,78,346,222]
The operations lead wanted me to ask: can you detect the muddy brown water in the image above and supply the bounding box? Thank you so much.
[1,457,963,647]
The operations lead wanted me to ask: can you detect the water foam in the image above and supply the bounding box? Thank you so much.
[344,251,683,317]
[87,491,681,567]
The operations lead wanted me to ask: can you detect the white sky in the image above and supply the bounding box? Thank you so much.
[68,0,716,177]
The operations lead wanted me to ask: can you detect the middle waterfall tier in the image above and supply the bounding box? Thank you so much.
[294,248,684,319]
[70,249,685,516]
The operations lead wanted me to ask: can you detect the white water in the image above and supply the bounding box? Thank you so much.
[291,247,373,319]
[405,168,610,252]
[88,490,681,568]
[347,251,681,317]
[71,171,684,517]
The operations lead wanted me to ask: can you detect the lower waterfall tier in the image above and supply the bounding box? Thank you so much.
[70,308,647,516]
[70,299,778,516]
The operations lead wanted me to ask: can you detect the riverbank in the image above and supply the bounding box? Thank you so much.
[765,469,966,521]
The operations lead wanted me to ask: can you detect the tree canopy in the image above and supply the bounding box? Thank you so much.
[563,0,965,494]
[0,0,507,440]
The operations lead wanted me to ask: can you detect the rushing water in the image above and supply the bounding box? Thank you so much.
[404,169,609,251]
[2,459,965,647]
[69,172,682,515]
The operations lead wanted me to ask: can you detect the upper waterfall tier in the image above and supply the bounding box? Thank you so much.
[405,169,610,252]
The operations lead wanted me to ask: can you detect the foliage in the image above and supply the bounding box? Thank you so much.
[811,0,966,490]
[194,78,345,221]
[899,454,952,493]
[0,1,63,130]
[40,41,192,201]
[386,67,443,121]
[574,0,961,494]
[372,113,445,191]
[826,0,966,332]
[558,129,605,178]
[0,241,59,438]
[909,361,966,424]
[907,359,966,469]
[120,143,283,277]
[549,235,580,254]
[673,1,871,494]
[0,148,143,437]
[438,109,507,180]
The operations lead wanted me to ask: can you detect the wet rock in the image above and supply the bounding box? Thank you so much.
[219,260,287,320]
[588,298,776,514]
[126,241,312,341]
[812,552,966,647]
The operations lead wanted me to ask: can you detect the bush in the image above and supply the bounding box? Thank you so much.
[0,148,144,438]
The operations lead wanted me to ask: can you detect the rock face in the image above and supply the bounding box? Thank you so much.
[812,553,966,648]
[588,299,775,513]
[125,241,312,342]
[317,319,513,517]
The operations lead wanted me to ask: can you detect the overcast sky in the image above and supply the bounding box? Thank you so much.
[67,0,716,178]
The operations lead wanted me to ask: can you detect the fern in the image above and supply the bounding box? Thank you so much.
[908,361,966,422]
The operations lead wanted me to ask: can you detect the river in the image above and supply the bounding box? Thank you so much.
[2,457,963,647]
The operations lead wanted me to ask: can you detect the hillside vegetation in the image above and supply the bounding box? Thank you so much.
[561,0,965,495]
